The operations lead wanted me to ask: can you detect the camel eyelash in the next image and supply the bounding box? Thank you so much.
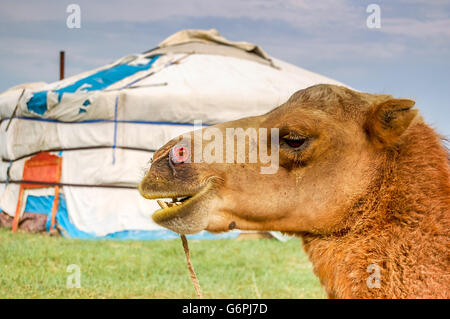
[283,137,307,149]
[279,132,312,164]
[281,132,310,149]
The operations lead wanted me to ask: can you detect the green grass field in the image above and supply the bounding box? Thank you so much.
[0,228,325,298]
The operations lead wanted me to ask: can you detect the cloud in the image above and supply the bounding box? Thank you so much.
[381,18,450,39]
[0,0,358,25]
[0,0,449,136]
[2,1,449,43]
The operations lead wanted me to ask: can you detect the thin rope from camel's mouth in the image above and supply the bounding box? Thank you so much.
[156,199,203,298]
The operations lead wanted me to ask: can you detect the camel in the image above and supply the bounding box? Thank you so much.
[139,84,450,298]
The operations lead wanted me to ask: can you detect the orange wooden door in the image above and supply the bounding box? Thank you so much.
[12,152,62,233]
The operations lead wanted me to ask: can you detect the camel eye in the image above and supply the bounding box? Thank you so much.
[170,146,190,164]
[282,136,307,149]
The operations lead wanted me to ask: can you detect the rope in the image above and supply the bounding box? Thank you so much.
[0,116,199,126]
[156,200,203,298]
[1,145,156,163]
[2,180,137,189]
[180,234,203,299]
[5,88,25,132]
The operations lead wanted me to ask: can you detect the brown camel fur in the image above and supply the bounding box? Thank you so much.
[139,84,450,298]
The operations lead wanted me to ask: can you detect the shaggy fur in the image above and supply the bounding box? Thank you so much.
[301,122,450,298]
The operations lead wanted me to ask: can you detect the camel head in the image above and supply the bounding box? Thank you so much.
[139,84,418,235]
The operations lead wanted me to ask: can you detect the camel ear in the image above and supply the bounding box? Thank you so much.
[364,98,418,148]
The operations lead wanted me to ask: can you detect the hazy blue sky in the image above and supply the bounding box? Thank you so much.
[0,0,449,135]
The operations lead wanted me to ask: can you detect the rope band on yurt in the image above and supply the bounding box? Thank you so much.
[1,145,157,163]
[5,89,25,132]
[1,180,137,189]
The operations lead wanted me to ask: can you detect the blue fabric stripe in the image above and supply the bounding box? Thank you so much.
[26,55,161,115]
[112,95,119,164]
[23,195,238,240]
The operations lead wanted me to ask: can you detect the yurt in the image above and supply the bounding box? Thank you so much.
[0,29,343,240]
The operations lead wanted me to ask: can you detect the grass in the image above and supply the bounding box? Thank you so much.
[0,228,325,299]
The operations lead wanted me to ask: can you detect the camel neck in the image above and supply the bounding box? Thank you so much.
[343,122,449,234]
[300,122,450,298]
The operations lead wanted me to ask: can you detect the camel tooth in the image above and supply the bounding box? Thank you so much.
[167,202,176,207]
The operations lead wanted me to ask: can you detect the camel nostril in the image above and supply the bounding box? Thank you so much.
[170,145,190,164]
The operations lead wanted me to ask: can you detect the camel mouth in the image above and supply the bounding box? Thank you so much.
[139,179,219,234]
[152,194,197,223]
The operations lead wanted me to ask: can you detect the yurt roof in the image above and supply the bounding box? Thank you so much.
[0,29,344,125]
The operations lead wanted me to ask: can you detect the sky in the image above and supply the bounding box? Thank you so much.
[0,0,449,136]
